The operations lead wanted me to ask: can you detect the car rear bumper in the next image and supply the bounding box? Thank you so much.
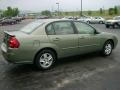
[1,43,18,63]
[1,51,14,63]
[1,43,32,64]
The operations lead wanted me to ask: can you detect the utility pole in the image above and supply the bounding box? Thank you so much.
[80,0,82,16]
[56,3,59,17]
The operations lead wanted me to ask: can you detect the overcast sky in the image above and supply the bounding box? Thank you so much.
[0,0,120,12]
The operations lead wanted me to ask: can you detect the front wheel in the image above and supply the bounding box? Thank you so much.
[99,21,104,24]
[102,41,113,56]
[35,50,56,70]
[113,24,118,29]
[87,21,90,24]
[11,22,14,25]
[106,25,109,28]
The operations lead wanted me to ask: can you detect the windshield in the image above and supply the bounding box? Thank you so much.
[20,20,45,33]
[113,17,120,20]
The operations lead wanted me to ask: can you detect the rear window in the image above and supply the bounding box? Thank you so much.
[20,20,45,34]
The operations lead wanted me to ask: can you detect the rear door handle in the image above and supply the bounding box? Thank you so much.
[79,36,84,39]
[53,38,60,41]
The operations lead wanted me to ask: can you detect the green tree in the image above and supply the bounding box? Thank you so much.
[108,8,114,15]
[100,8,103,15]
[4,7,13,17]
[41,10,51,17]
[0,10,3,18]
[3,6,19,17]
[114,6,118,14]
[12,8,19,16]
[88,10,92,15]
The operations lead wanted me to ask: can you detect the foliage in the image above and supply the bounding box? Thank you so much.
[3,6,19,17]
[108,8,114,15]
[41,10,51,17]
[114,6,118,14]
[88,10,92,15]
[108,6,118,15]
[100,8,103,15]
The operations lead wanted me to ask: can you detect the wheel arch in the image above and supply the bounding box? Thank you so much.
[105,39,114,49]
[33,47,58,63]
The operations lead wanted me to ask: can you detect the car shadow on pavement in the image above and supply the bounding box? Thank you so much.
[6,52,101,74]
[56,52,100,65]
[0,52,111,90]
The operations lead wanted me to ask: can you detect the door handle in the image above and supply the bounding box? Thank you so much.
[79,36,84,39]
[53,38,60,41]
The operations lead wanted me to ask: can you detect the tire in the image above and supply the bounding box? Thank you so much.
[35,50,56,70]
[99,21,103,24]
[106,25,109,28]
[113,24,118,29]
[15,21,17,24]
[102,41,113,56]
[11,22,14,25]
[1,23,4,26]
[87,21,90,24]
[112,25,115,29]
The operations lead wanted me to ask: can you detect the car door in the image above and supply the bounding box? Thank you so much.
[91,17,96,23]
[74,21,101,54]
[116,17,120,26]
[46,21,79,58]
[94,17,98,23]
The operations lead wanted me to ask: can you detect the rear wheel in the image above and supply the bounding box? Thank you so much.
[11,22,14,25]
[35,50,56,70]
[102,41,113,56]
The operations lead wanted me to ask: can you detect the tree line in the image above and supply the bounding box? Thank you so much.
[0,6,119,18]
[1,7,19,17]
[41,6,119,17]
[86,6,119,16]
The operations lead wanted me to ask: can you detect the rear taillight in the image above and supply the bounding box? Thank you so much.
[8,36,20,48]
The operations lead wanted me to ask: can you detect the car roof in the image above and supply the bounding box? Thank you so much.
[35,19,73,24]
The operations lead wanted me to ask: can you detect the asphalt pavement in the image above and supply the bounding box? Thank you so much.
[0,19,120,90]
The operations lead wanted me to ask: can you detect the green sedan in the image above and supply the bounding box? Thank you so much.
[1,19,118,70]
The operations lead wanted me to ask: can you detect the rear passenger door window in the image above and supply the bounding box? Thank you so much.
[46,24,55,35]
[53,21,75,35]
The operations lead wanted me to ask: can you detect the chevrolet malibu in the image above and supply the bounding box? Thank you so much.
[1,19,118,70]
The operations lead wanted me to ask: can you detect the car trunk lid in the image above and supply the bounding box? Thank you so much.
[3,31,27,48]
